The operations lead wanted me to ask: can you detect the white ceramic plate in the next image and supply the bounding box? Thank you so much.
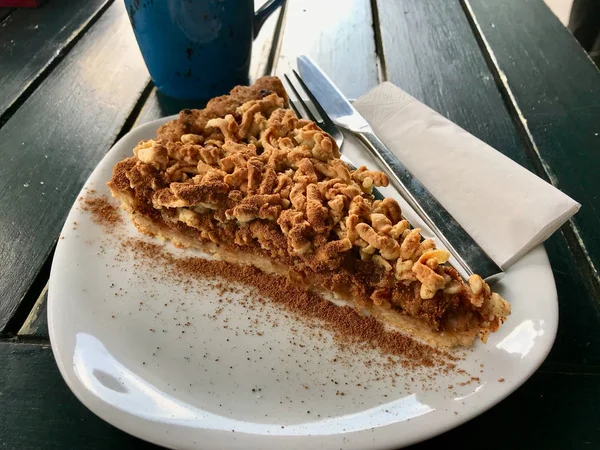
[49,117,558,450]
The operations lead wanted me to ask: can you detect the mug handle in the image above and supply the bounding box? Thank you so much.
[254,0,285,38]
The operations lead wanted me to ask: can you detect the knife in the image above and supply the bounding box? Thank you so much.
[297,55,503,284]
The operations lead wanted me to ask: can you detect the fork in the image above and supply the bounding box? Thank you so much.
[283,68,505,285]
[283,71,344,149]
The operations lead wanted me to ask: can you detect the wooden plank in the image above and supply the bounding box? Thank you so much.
[0,0,149,333]
[134,0,283,127]
[374,0,600,368]
[0,341,597,448]
[18,283,48,339]
[274,0,379,100]
[464,0,600,291]
[0,0,111,124]
[375,0,528,165]
[0,343,159,449]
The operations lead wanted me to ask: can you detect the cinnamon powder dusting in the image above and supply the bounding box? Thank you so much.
[81,194,122,229]
[122,238,453,369]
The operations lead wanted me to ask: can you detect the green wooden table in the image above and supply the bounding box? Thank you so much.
[1,0,599,448]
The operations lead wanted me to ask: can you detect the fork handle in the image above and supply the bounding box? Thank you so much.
[356,130,504,284]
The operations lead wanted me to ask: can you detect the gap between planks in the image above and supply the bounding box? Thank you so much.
[2,245,54,336]
[369,0,387,83]
[112,80,155,143]
[17,282,48,338]
[263,0,289,78]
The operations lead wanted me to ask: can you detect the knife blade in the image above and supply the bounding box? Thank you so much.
[297,55,503,283]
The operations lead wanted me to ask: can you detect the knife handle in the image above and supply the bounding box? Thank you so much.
[356,130,504,284]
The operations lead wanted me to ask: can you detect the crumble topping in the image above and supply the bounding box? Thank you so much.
[108,76,510,341]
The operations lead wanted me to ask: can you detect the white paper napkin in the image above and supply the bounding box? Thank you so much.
[352,82,580,269]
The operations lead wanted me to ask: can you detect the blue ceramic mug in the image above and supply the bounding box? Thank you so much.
[124,0,284,100]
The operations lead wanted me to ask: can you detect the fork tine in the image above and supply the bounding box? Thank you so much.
[283,73,318,123]
[282,76,302,117]
[285,71,344,150]
[291,69,337,131]
[285,85,302,118]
